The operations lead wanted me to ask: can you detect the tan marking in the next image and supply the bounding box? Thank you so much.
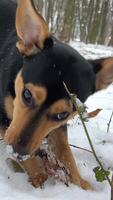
[4,96,14,120]
[47,127,92,190]
[16,41,39,56]
[16,0,50,55]
[102,57,113,67]
[49,99,73,114]
[0,128,5,138]
[27,108,77,155]
[4,72,77,157]
[25,83,47,105]
[20,156,48,187]
[96,57,113,90]
[4,72,34,144]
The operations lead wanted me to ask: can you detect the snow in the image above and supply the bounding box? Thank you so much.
[0,42,113,199]
[70,41,113,59]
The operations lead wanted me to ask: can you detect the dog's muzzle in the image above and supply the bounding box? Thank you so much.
[6,145,31,161]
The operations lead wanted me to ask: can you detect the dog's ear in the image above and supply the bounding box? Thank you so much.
[16,0,50,56]
[89,57,113,91]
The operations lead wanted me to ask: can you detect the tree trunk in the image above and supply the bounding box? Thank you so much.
[97,1,109,44]
[88,0,101,43]
[32,0,113,46]
[79,0,88,42]
[59,0,75,42]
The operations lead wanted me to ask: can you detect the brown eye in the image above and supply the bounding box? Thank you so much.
[48,112,69,121]
[22,88,34,107]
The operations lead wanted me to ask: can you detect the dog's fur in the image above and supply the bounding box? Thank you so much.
[0,0,113,189]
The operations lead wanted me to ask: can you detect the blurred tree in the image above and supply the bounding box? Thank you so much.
[88,0,102,43]
[79,0,89,42]
[97,1,109,44]
[59,0,75,42]
[33,0,43,13]
[34,0,113,46]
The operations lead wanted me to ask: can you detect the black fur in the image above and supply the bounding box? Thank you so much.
[0,0,96,131]
[88,59,103,74]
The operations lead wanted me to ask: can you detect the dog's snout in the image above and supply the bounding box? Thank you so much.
[12,143,28,157]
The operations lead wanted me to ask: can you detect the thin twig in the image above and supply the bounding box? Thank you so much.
[111,175,113,200]
[107,111,113,133]
[70,144,92,154]
[63,82,113,189]
[77,108,112,188]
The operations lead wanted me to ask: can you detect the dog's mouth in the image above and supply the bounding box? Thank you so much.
[6,145,31,161]
[13,152,31,161]
[6,139,47,161]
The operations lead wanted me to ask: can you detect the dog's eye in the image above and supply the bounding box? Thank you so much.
[49,112,69,121]
[22,88,33,107]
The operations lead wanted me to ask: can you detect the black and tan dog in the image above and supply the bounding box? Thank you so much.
[0,0,113,189]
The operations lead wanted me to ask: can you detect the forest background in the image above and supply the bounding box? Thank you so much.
[33,0,113,46]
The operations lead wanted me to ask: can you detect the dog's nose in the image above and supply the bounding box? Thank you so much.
[12,143,28,157]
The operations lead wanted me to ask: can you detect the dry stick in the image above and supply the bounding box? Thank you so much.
[63,82,113,189]
[107,111,113,133]
[70,144,92,154]
[111,175,113,200]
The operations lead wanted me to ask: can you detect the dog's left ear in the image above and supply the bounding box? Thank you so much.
[89,57,113,91]
[16,0,50,56]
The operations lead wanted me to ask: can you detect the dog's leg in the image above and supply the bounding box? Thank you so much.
[20,157,48,187]
[47,126,92,190]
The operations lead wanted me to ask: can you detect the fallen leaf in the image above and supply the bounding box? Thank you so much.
[88,109,102,118]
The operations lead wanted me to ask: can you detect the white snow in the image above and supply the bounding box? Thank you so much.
[70,41,113,59]
[0,42,113,199]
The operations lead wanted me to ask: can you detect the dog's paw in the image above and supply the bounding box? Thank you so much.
[80,179,93,190]
[29,172,48,188]
[70,176,93,190]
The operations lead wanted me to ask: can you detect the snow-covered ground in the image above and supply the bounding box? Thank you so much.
[70,41,113,59]
[0,42,113,200]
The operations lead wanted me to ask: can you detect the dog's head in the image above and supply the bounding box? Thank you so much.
[4,0,113,159]
[4,0,76,158]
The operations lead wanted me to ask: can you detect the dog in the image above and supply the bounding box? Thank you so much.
[0,0,113,190]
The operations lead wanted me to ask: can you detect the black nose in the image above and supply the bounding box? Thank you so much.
[12,143,28,157]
